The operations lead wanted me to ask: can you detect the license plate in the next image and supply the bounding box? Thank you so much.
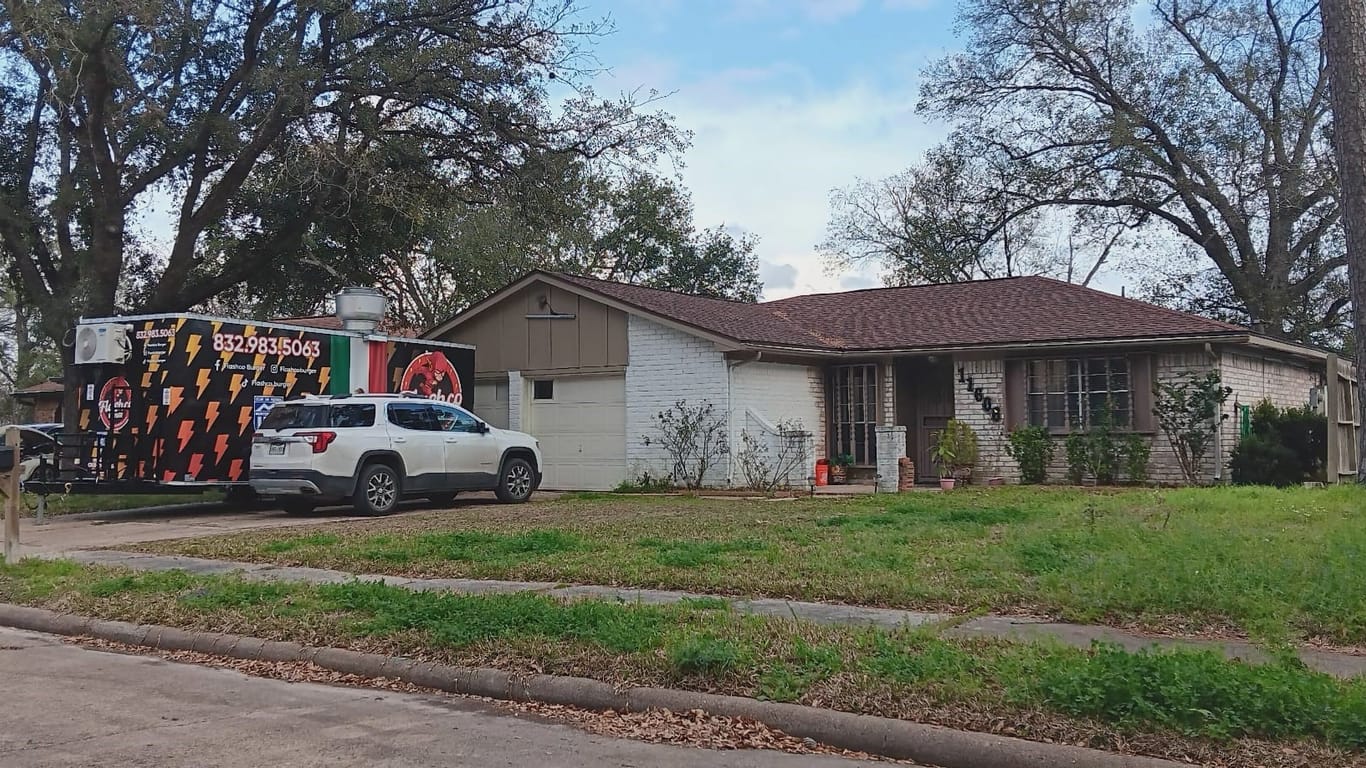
[269,443,286,455]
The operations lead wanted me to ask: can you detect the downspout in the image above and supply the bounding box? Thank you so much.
[726,351,762,486]
[1206,342,1223,483]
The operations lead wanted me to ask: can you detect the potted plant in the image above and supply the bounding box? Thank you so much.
[932,420,980,490]
[933,440,958,490]
[829,453,855,484]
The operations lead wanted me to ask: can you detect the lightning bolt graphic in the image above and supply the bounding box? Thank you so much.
[169,387,184,415]
[229,459,245,481]
[214,433,230,465]
[178,420,195,452]
[141,371,153,388]
[197,368,212,399]
[147,405,159,433]
[238,405,252,435]
[185,332,203,367]
[188,453,205,479]
[205,401,220,432]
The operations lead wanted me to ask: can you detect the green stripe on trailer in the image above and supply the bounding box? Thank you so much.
[329,335,351,394]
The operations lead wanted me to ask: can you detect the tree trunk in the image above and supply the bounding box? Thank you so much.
[1321,0,1366,481]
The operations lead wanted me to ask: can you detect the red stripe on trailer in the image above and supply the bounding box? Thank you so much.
[368,341,388,393]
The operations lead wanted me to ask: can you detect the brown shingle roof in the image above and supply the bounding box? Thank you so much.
[11,379,64,398]
[550,273,1244,351]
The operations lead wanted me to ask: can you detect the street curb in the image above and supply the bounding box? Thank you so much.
[0,603,1186,768]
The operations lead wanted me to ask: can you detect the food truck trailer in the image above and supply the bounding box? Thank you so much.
[28,289,474,497]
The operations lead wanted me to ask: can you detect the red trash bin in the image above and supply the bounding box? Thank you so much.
[814,458,830,486]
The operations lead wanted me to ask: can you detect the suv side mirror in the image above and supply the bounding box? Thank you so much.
[477,421,490,434]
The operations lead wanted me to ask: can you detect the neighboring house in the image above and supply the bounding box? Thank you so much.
[11,378,65,423]
[425,271,1350,491]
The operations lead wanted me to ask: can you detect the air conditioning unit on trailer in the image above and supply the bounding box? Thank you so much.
[73,323,132,365]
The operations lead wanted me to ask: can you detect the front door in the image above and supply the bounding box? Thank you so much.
[920,416,950,482]
[895,357,956,483]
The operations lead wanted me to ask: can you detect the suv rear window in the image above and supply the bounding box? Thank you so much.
[259,403,376,430]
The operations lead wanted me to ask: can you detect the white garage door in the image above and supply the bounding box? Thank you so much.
[472,380,509,430]
[527,374,626,491]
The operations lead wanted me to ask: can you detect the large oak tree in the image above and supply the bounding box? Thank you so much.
[835,0,1344,344]
[0,0,678,346]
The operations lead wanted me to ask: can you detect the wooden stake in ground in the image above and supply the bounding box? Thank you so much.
[1322,0,1366,482]
[3,426,19,562]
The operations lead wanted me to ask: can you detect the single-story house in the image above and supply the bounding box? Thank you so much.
[425,270,1356,490]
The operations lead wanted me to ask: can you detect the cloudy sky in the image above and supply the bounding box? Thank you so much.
[580,0,961,299]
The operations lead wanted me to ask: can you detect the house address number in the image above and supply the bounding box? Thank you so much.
[957,366,1003,423]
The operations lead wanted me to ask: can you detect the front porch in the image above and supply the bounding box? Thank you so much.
[825,356,965,485]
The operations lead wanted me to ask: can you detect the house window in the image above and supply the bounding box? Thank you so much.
[830,364,878,464]
[532,379,554,400]
[1026,357,1131,429]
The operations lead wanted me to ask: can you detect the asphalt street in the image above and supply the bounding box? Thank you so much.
[0,626,869,768]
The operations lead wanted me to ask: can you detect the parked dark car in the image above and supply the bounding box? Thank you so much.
[0,423,62,481]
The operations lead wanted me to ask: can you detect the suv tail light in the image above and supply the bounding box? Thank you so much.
[298,431,337,453]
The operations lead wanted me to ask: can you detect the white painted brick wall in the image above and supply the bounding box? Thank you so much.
[952,358,1017,482]
[731,361,826,486]
[507,370,523,432]
[625,316,731,485]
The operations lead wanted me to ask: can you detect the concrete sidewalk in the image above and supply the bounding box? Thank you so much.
[59,549,1366,679]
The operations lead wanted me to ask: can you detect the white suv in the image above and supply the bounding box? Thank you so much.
[249,394,543,515]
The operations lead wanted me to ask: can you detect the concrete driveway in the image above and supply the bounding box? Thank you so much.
[11,494,505,558]
[0,626,864,768]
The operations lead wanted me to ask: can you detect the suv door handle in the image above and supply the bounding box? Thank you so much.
[445,437,459,443]
[393,437,407,444]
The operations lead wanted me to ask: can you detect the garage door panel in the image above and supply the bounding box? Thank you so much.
[529,375,626,491]
[473,381,510,430]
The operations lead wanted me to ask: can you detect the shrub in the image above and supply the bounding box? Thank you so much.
[1006,426,1054,484]
[736,419,810,493]
[1153,371,1230,485]
[1064,432,1088,484]
[643,400,729,489]
[1230,400,1328,486]
[932,419,980,480]
[1123,433,1151,484]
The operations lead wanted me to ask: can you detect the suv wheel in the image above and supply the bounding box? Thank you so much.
[354,462,401,516]
[495,457,536,503]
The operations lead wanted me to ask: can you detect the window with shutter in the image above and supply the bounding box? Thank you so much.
[1009,354,1154,432]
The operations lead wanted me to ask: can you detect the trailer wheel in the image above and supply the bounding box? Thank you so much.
[354,463,401,516]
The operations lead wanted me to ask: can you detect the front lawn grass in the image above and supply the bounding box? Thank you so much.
[1,558,1362,766]
[136,485,1366,645]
